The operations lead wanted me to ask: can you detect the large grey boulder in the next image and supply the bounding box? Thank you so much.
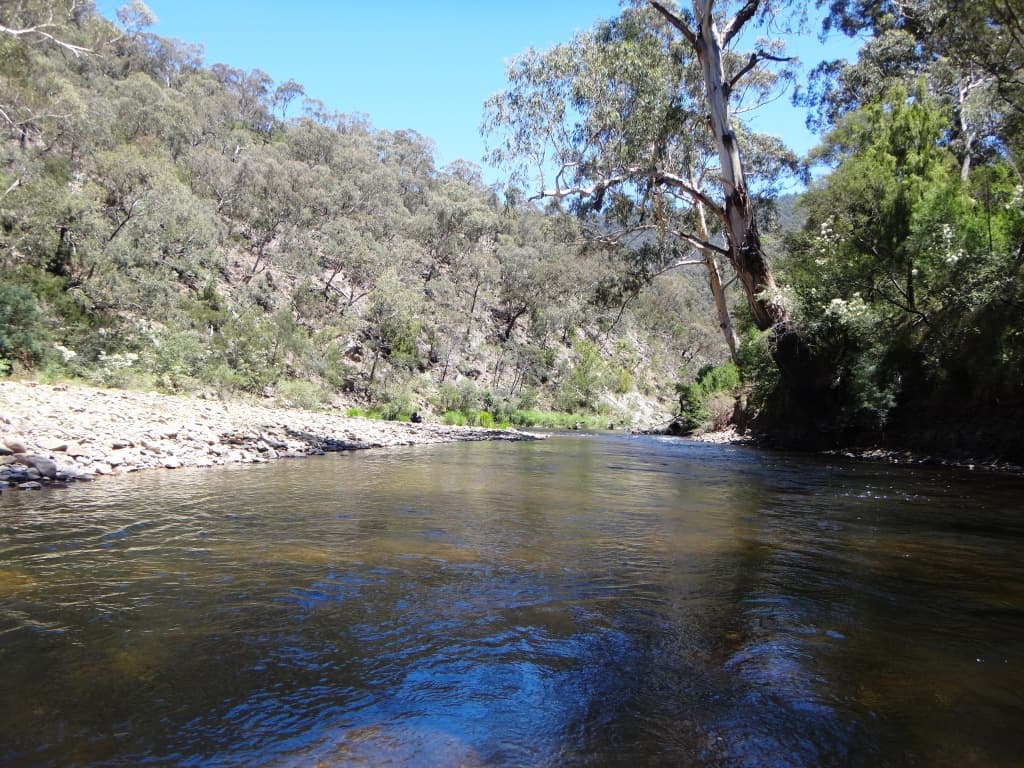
[17,454,59,479]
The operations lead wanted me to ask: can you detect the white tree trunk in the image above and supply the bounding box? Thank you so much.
[695,199,741,360]
[681,0,788,331]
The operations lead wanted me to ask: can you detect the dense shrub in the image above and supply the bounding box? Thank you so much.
[0,283,49,370]
[676,361,740,433]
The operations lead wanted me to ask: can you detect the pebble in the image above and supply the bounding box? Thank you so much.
[0,381,540,492]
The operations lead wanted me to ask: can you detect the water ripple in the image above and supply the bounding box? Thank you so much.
[1,437,1023,766]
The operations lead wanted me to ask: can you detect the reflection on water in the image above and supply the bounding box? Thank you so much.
[1,435,1023,766]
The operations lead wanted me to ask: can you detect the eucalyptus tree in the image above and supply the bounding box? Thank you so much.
[209,64,275,137]
[272,79,304,121]
[0,1,93,58]
[804,0,1021,181]
[484,1,799,369]
[227,144,306,274]
[108,0,203,87]
[0,0,100,145]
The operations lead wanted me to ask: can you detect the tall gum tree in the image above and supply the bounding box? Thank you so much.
[651,0,790,331]
[484,1,803,370]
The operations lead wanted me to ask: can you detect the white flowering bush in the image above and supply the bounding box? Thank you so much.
[809,291,898,430]
[95,350,142,388]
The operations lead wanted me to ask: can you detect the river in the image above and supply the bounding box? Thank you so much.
[1,434,1022,766]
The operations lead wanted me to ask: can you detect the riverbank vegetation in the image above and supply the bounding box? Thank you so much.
[485,0,1024,462]
[2,1,1022,460]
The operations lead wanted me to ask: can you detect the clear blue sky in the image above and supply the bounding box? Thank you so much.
[95,1,859,186]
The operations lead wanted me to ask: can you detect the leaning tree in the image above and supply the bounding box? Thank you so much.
[484,0,803,369]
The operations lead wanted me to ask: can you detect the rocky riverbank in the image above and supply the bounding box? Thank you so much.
[0,381,540,492]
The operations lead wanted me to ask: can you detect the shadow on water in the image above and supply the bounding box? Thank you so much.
[1,435,1023,766]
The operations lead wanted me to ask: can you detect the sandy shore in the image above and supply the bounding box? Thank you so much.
[0,381,539,491]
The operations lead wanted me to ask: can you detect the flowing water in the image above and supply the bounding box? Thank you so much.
[1,434,1023,767]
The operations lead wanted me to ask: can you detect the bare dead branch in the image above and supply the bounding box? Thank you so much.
[727,51,795,93]
[650,2,697,47]
[532,171,634,202]
[650,169,725,219]
[723,0,761,47]
[535,164,725,221]
[652,257,708,275]
[668,228,731,257]
[0,22,92,56]
[2,177,21,199]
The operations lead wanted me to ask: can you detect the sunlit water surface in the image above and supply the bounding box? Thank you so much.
[1,435,1023,767]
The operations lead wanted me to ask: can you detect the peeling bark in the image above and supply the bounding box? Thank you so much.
[653,0,788,332]
[695,200,740,360]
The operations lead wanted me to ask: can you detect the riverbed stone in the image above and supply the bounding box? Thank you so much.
[18,481,42,490]
[0,380,543,492]
[3,436,28,454]
[19,455,58,479]
[64,442,89,458]
[106,450,138,467]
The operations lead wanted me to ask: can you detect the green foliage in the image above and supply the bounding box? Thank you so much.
[147,331,207,391]
[506,410,608,430]
[676,362,740,433]
[438,409,496,427]
[556,337,606,412]
[0,282,49,369]
[274,379,327,410]
[345,407,383,420]
[378,392,414,422]
[735,326,778,407]
[441,410,468,426]
[435,380,481,414]
[607,336,637,394]
[364,270,424,377]
[775,85,1024,452]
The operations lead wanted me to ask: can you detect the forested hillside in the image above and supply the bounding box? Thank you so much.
[0,1,725,426]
